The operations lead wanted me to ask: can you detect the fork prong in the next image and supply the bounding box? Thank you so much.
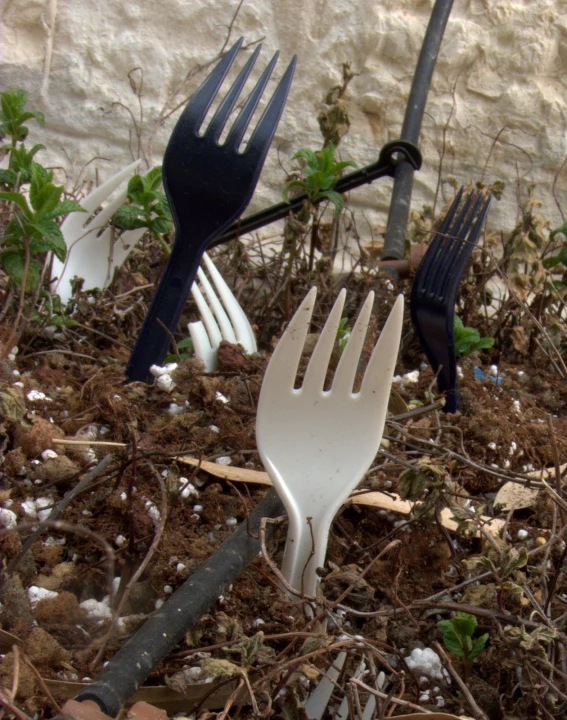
[202,253,257,352]
[425,190,477,297]
[332,291,374,395]
[439,194,490,305]
[264,287,318,391]
[302,289,346,393]
[204,44,262,143]
[413,187,464,294]
[191,279,223,349]
[360,295,404,395]
[180,38,243,136]
[195,266,238,344]
[432,192,486,301]
[245,55,297,155]
[224,49,280,151]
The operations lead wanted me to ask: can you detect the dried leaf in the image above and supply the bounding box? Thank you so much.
[298,663,320,680]
[201,658,243,679]
[463,582,497,606]
[510,326,529,355]
[0,386,27,422]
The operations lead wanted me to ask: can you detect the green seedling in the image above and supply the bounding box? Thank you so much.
[112,167,172,254]
[454,315,494,356]
[165,336,194,364]
[282,142,357,274]
[437,611,489,681]
[283,142,357,219]
[0,87,45,147]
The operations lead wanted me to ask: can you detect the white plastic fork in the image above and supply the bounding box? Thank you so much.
[303,652,387,720]
[188,251,257,372]
[50,159,146,303]
[256,287,403,602]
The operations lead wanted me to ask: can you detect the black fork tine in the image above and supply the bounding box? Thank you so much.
[224,50,280,151]
[414,188,464,295]
[246,55,297,154]
[181,38,243,135]
[205,44,262,142]
[439,195,490,305]
[429,192,483,299]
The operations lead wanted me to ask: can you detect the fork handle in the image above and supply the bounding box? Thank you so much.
[125,241,204,382]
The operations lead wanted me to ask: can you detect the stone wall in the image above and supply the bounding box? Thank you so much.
[2,0,567,241]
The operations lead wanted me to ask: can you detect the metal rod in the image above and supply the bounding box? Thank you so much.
[382,0,454,261]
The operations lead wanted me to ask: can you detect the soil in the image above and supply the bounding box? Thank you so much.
[1,264,567,720]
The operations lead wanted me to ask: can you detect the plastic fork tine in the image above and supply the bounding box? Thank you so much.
[361,295,405,395]
[302,289,346,392]
[434,195,489,301]
[246,56,297,153]
[265,287,317,391]
[415,188,464,284]
[187,38,243,134]
[224,50,280,151]
[194,267,237,343]
[332,291,374,395]
[425,192,477,295]
[191,282,223,349]
[201,253,257,351]
[205,44,262,142]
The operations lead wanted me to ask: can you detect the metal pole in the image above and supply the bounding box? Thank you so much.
[382,0,454,261]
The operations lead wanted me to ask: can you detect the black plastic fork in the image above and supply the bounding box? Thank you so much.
[125,39,296,382]
[410,188,491,412]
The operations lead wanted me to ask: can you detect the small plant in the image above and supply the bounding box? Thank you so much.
[283,142,357,272]
[0,88,85,292]
[454,315,495,356]
[283,142,357,219]
[112,167,172,254]
[437,611,489,681]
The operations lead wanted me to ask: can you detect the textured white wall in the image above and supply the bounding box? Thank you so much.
[2,0,567,240]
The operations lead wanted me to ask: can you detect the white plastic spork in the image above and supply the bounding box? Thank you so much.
[256,287,403,600]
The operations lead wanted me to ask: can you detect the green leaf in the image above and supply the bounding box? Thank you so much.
[42,198,86,220]
[543,255,561,269]
[28,220,67,261]
[318,189,345,217]
[474,337,495,350]
[0,248,41,290]
[283,179,308,203]
[470,633,489,659]
[113,204,146,230]
[452,612,477,638]
[0,248,25,281]
[558,245,567,266]
[176,337,194,350]
[1,88,29,119]
[0,168,17,187]
[292,148,318,165]
[127,174,145,204]
[29,164,63,214]
[550,220,567,242]
[442,629,465,657]
[0,190,32,217]
[144,166,163,192]
[149,216,172,234]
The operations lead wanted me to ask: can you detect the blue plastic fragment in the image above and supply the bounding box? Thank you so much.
[473,366,486,381]
[473,366,502,384]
